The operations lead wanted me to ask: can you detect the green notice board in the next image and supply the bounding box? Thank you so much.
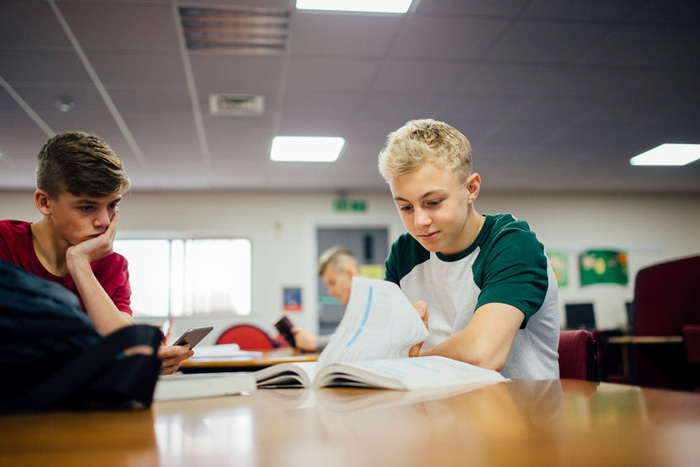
[579,249,628,286]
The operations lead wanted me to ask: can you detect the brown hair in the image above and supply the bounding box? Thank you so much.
[36,131,130,199]
[378,118,472,183]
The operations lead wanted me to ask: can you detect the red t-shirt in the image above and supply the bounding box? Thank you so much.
[0,220,132,315]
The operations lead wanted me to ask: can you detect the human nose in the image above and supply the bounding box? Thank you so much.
[93,208,110,230]
[413,207,431,228]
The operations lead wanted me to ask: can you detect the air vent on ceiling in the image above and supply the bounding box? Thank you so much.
[209,94,265,117]
[179,5,290,54]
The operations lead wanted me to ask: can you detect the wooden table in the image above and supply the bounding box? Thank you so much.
[180,348,319,373]
[607,336,684,344]
[607,335,687,388]
[2,379,699,466]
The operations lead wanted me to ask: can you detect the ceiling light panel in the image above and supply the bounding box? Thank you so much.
[270,136,345,162]
[296,0,413,14]
[630,143,700,166]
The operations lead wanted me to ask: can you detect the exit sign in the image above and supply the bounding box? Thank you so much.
[334,199,367,212]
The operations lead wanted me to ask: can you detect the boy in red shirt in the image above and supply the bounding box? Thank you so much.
[0,132,191,374]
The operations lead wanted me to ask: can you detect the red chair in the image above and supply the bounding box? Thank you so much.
[634,255,700,336]
[558,330,599,381]
[629,255,700,389]
[216,324,276,350]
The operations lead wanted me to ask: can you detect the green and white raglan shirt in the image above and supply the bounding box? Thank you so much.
[385,214,560,380]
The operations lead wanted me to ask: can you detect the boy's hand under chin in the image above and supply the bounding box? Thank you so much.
[66,210,120,269]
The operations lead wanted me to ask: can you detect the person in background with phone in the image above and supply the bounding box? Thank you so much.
[0,132,192,375]
[292,246,361,352]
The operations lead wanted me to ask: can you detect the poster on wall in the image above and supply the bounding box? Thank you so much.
[546,250,569,287]
[579,250,628,286]
[283,287,302,312]
[359,264,385,279]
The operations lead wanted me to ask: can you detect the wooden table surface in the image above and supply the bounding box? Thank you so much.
[607,335,684,344]
[2,379,699,467]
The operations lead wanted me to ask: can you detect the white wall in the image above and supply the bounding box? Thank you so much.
[2,190,699,344]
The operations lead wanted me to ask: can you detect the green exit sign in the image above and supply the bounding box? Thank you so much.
[334,199,367,212]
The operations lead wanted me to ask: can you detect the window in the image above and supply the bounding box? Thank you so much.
[114,238,252,318]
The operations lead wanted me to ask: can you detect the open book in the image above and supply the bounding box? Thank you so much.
[255,355,505,390]
[255,277,506,390]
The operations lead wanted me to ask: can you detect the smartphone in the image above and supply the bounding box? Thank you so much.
[274,316,296,348]
[171,326,214,349]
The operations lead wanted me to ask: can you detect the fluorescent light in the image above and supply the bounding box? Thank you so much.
[271,136,345,162]
[296,0,413,14]
[630,143,700,166]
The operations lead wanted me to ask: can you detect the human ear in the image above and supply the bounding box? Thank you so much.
[345,265,358,277]
[467,173,481,201]
[34,190,52,215]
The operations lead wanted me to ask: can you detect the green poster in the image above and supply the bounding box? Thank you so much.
[579,249,628,286]
[546,250,569,287]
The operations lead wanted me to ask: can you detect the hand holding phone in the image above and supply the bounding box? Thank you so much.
[171,326,214,349]
[274,316,297,347]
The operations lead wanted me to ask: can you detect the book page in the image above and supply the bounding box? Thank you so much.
[316,356,506,391]
[316,277,429,368]
[255,361,318,388]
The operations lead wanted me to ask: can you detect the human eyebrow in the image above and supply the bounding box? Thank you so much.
[394,190,446,203]
[419,190,447,201]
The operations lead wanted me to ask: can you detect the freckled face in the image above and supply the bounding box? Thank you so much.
[47,192,121,246]
[389,162,476,255]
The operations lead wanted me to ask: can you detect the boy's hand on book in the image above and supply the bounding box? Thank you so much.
[409,301,429,357]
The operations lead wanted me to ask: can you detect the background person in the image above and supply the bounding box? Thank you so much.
[292,246,360,352]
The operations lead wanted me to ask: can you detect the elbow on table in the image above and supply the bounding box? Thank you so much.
[461,344,509,372]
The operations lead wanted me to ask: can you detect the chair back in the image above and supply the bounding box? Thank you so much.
[634,255,700,336]
[684,325,700,364]
[558,330,599,381]
[216,324,277,350]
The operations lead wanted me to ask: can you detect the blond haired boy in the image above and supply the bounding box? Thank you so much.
[0,132,192,374]
[378,119,560,379]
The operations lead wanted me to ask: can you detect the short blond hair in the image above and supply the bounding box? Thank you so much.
[378,119,472,182]
[318,246,357,276]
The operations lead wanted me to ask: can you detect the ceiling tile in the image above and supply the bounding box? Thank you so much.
[286,57,380,92]
[487,21,610,63]
[59,2,179,51]
[289,12,402,58]
[391,16,509,60]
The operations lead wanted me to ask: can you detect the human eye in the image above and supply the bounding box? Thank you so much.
[425,198,443,208]
[397,203,413,212]
[78,205,95,213]
[108,202,120,210]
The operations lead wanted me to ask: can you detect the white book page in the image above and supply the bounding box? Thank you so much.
[316,277,429,368]
[255,361,318,388]
[316,356,506,390]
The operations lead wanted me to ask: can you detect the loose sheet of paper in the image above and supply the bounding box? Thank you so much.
[317,277,429,368]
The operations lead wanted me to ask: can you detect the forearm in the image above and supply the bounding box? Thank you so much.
[420,330,509,371]
[420,303,524,371]
[68,256,134,335]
